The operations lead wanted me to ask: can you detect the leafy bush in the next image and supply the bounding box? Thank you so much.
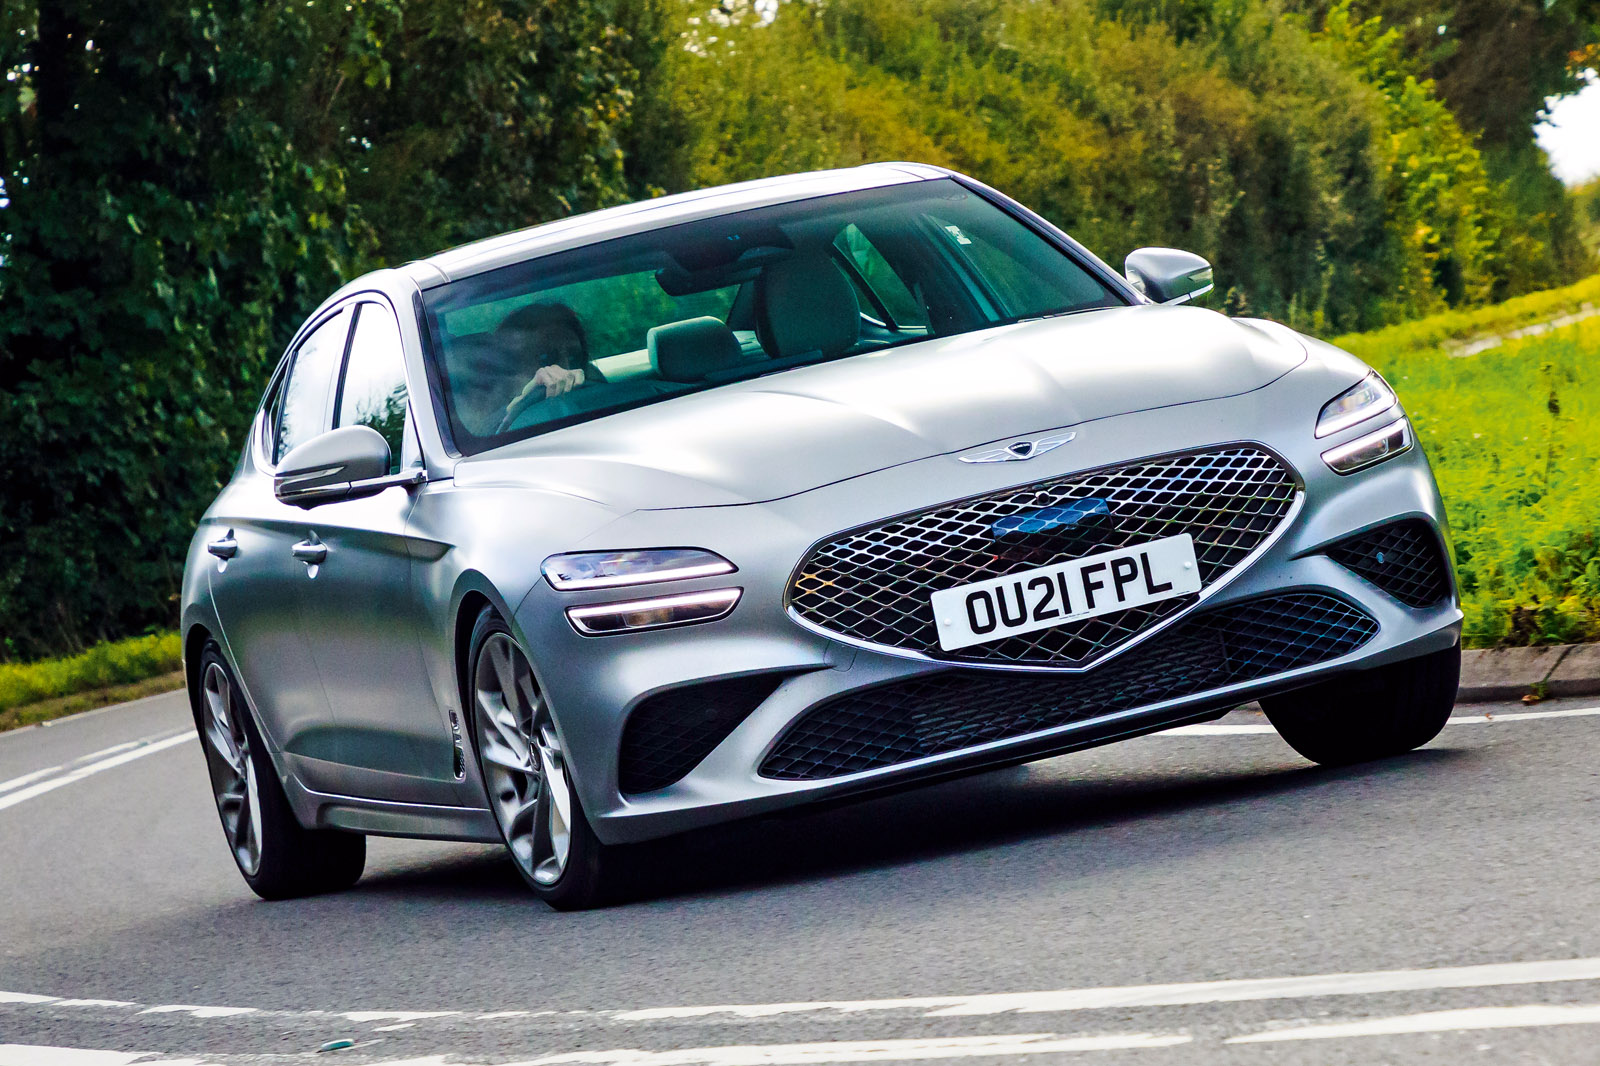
[1361,315,1600,646]
[0,0,654,660]
[633,0,1592,333]
[0,632,182,712]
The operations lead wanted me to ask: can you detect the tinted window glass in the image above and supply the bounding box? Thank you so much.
[276,308,351,463]
[930,213,1109,318]
[337,304,410,474]
[833,224,928,330]
[421,179,1124,454]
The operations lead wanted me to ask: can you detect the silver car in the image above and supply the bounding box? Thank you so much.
[181,164,1461,908]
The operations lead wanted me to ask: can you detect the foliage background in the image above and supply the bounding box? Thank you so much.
[1,0,1597,659]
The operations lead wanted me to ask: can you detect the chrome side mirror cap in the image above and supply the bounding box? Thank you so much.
[1124,248,1215,305]
[273,425,420,507]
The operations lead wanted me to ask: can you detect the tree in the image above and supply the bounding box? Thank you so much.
[0,0,662,658]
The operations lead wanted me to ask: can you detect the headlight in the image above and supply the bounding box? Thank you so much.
[1322,418,1411,474]
[541,548,735,591]
[565,588,742,635]
[1316,372,1397,438]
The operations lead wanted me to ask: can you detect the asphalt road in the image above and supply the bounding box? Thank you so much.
[3,686,1599,1065]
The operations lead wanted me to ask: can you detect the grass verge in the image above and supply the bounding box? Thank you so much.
[1330,273,1600,361]
[0,631,183,728]
[1360,312,1600,647]
[0,671,187,733]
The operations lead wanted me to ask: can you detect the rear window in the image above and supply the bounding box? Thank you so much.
[421,179,1124,455]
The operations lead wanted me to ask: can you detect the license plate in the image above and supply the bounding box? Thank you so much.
[930,534,1202,651]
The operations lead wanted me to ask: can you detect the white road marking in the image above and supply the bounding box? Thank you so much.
[7,956,1600,1031]
[512,1034,1192,1065]
[341,1012,461,1024]
[0,733,194,814]
[0,1048,145,1066]
[615,956,1600,1021]
[0,1036,1194,1066]
[1163,724,1277,736]
[138,1005,256,1020]
[1164,704,1600,737]
[0,765,66,796]
[1447,705,1600,725]
[1227,1001,1600,1043]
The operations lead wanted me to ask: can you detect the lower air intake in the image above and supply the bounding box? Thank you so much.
[619,674,786,794]
[1326,520,1452,608]
[759,592,1377,781]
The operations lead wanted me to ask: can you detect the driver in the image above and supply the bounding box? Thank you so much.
[495,302,600,432]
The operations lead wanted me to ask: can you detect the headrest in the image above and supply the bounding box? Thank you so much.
[648,317,746,383]
[755,254,860,359]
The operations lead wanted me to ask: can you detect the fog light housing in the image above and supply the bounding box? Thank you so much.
[565,588,742,635]
[1322,418,1412,474]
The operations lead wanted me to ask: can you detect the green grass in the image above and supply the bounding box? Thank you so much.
[0,631,183,714]
[1355,312,1600,647]
[1330,274,1600,362]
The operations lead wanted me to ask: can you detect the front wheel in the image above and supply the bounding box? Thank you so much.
[468,610,614,910]
[196,642,366,899]
[1261,643,1461,766]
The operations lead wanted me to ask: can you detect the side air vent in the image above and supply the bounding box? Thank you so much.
[1326,520,1452,608]
[619,674,787,794]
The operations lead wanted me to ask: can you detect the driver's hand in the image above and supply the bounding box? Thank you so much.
[533,364,585,399]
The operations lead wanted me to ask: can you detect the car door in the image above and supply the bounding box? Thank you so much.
[206,306,352,781]
[293,299,457,803]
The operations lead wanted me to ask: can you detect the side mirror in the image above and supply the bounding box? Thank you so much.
[274,425,397,507]
[1124,248,1215,305]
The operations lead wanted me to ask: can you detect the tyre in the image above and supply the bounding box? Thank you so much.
[466,609,614,910]
[195,642,366,899]
[1260,643,1461,766]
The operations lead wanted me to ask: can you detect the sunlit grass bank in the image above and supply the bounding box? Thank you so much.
[0,632,183,730]
[1351,309,1600,647]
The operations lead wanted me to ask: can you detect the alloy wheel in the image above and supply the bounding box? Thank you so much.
[201,660,262,876]
[473,633,572,886]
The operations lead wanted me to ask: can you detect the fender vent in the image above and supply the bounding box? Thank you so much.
[1326,520,1452,608]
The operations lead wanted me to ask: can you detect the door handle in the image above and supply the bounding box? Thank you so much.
[206,534,239,560]
[291,539,327,565]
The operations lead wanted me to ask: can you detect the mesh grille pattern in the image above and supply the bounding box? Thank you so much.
[1326,520,1452,608]
[760,592,1376,781]
[789,446,1298,666]
[619,674,785,794]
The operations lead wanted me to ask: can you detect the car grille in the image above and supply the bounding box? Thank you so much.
[1326,520,1452,608]
[619,674,786,794]
[760,591,1376,781]
[788,445,1299,666]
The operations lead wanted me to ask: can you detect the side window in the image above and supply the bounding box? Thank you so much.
[833,224,929,331]
[276,308,352,464]
[337,303,410,475]
[259,368,287,458]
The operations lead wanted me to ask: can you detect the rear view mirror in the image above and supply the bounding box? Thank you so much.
[1125,248,1215,305]
[274,426,402,507]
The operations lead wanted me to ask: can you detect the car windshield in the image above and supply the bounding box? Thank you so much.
[419,179,1126,454]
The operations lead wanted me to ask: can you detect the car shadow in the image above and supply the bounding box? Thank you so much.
[354,744,1477,908]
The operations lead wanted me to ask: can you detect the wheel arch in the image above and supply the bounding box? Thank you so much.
[183,622,216,732]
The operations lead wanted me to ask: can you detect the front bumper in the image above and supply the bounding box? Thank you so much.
[514,387,1460,845]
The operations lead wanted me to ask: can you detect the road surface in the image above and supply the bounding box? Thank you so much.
[2,686,1598,1064]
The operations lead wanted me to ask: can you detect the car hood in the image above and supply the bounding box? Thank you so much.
[451,305,1306,509]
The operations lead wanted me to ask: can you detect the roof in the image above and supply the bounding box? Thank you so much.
[402,162,953,288]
